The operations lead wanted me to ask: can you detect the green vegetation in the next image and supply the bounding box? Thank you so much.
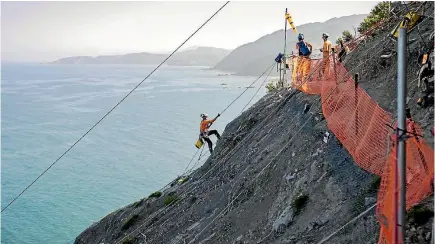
[122,236,137,244]
[121,214,139,230]
[266,81,277,93]
[177,177,189,184]
[164,194,180,206]
[292,194,309,214]
[358,2,389,33]
[342,30,354,42]
[335,30,354,45]
[367,175,381,194]
[407,205,434,225]
[149,191,162,198]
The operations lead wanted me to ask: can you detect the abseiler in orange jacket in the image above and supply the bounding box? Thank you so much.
[199,113,221,154]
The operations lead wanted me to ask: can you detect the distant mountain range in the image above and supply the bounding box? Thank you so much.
[51,14,368,75]
[213,14,368,76]
[50,46,232,67]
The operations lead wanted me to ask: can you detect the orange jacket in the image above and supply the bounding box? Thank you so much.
[200,118,216,133]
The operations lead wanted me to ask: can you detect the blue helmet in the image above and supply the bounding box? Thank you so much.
[298,33,304,41]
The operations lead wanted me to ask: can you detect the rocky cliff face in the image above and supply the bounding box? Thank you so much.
[75,2,434,244]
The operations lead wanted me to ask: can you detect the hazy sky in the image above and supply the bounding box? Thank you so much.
[1,1,379,62]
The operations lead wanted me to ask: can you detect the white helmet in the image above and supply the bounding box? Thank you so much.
[200,113,208,118]
[322,33,329,39]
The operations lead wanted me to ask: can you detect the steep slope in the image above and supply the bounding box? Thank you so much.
[213,14,367,76]
[50,47,232,67]
[74,3,434,244]
[75,88,381,244]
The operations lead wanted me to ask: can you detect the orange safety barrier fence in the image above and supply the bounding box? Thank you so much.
[290,55,434,244]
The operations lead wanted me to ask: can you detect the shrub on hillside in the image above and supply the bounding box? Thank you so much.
[358,2,390,33]
[164,195,179,206]
[266,81,277,93]
[292,193,309,214]
[121,214,139,230]
[342,30,354,42]
[149,191,162,198]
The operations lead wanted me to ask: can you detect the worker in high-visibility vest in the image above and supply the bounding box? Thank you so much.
[319,33,332,78]
[295,33,313,81]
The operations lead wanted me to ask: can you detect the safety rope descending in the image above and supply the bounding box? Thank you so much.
[116,60,283,244]
[239,62,276,115]
[1,1,231,213]
[219,61,276,116]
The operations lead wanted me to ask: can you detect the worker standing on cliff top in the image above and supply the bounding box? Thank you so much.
[295,33,313,80]
[319,33,332,78]
[199,113,221,154]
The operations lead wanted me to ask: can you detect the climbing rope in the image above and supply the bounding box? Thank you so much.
[239,62,276,115]
[218,61,276,116]
[316,204,377,244]
[181,146,203,177]
[1,1,231,213]
[183,146,206,177]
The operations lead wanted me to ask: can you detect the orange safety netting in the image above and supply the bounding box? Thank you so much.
[290,55,434,244]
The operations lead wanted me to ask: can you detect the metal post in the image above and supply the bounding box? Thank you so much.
[397,25,407,244]
[283,8,288,87]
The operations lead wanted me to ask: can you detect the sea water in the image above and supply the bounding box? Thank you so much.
[1,63,269,244]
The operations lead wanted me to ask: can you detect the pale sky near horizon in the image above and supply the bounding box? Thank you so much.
[1,1,379,62]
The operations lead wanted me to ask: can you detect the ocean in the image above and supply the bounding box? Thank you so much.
[1,63,269,244]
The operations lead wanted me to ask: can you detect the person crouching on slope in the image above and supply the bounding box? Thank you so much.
[295,33,313,81]
[199,113,221,154]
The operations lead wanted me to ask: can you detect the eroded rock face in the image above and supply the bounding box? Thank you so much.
[273,205,294,234]
[74,2,434,244]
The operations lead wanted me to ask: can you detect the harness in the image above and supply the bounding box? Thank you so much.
[297,41,311,56]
